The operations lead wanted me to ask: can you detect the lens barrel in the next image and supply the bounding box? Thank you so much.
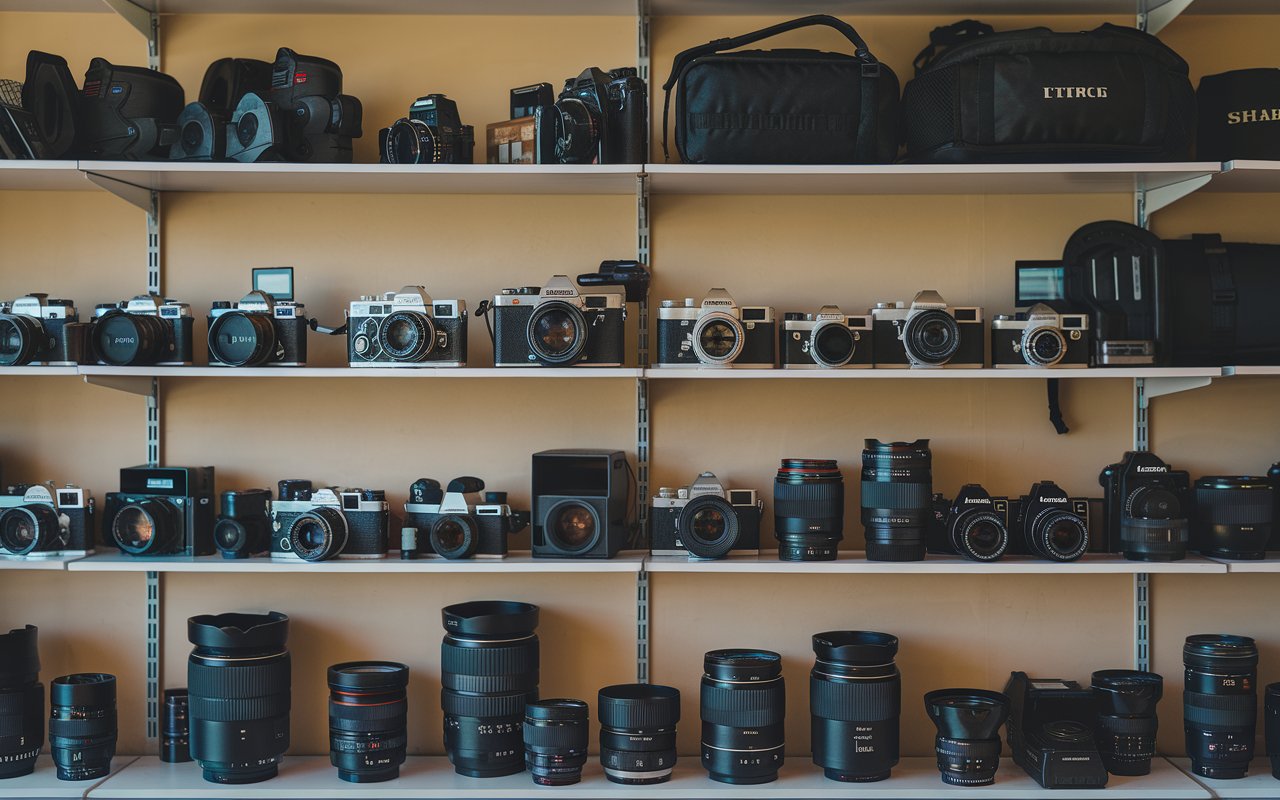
[599,683,681,785]
[810,631,900,782]
[774,459,843,561]
[861,440,932,562]
[1120,484,1189,562]
[1265,683,1280,780]
[161,688,191,763]
[1184,634,1257,780]
[49,674,116,781]
[700,649,785,784]
[524,699,589,786]
[327,661,408,783]
[923,689,1008,786]
[0,625,43,779]
[1195,477,1274,560]
[1091,670,1162,776]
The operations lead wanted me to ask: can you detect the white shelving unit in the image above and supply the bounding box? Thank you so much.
[1206,161,1280,193]
[66,552,648,573]
[644,367,1224,380]
[646,552,1228,574]
[0,554,88,571]
[0,367,80,377]
[1224,366,1280,376]
[76,366,643,380]
[1205,556,1280,573]
[0,161,88,192]
[0,0,636,14]
[1169,759,1279,799]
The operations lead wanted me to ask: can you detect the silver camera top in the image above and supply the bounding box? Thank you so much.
[0,483,87,510]
[232,290,304,319]
[538,275,624,309]
[687,471,728,499]
[909,289,950,311]
[388,286,433,309]
[699,288,738,312]
[813,305,848,322]
[8,294,74,320]
[99,294,191,318]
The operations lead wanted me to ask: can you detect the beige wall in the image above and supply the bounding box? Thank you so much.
[1,8,1279,763]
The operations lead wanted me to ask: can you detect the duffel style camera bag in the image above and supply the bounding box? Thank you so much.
[1197,69,1280,161]
[660,14,900,164]
[902,20,1196,163]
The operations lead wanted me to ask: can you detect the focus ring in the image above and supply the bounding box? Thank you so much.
[859,481,931,509]
[599,701,680,731]
[0,688,38,715]
[700,683,785,728]
[440,640,538,677]
[441,671,539,694]
[524,722,589,750]
[936,736,1001,759]
[1099,714,1158,735]
[188,657,290,698]
[441,690,532,718]
[188,693,291,722]
[49,715,116,738]
[809,676,900,722]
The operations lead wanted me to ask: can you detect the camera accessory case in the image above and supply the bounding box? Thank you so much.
[1196,69,1280,161]
[22,51,79,159]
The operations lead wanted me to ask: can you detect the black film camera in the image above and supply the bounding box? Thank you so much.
[1006,481,1091,562]
[92,294,194,367]
[214,489,272,560]
[655,289,775,368]
[103,466,215,557]
[535,67,646,165]
[401,477,528,559]
[872,290,985,368]
[0,483,94,557]
[270,480,389,562]
[532,449,629,559]
[1100,451,1191,562]
[79,57,185,161]
[381,94,474,164]
[1005,672,1108,790]
[927,484,1010,562]
[0,294,90,367]
[992,303,1090,368]
[489,275,626,367]
[347,287,466,367]
[650,471,762,560]
[780,306,873,369]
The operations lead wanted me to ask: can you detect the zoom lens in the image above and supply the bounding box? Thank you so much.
[1266,683,1280,780]
[1121,484,1189,562]
[49,674,116,781]
[924,689,1008,786]
[0,315,44,366]
[774,459,843,561]
[599,683,681,785]
[700,649,785,784]
[1195,477,1274,560]
[861,440,932,562]
[188,612,291,784]
[527,303,586,365]
[0,625,43,779]
[441,601,539,778]
[1091,670,1162,776]
[524,699,589,786]
[1184,634,1257,780]
[161,689,190,763]
[811,631,900,782]
[94,312,167,366]
[208,312,275,367]
[328,661,408,784]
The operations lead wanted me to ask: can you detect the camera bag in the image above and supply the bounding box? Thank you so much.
[902,20,1196,163]
[1196,69,1280,161]
[660,14,900,164]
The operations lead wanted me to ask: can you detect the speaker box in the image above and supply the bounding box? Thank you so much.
[531,449,628,559]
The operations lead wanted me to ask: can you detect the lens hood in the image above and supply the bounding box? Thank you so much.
[442,601,538,637]
[1092,670,1163,715]
[703,649,781,682]
[1183,634,1258,669]
[0,624,39,685]
[51,673,116,707]
[924,689,1009,740]
[598,683,681,730]
[327,661,408,692]
[526,698,588,722]
[812,631,898,664]
[187,611,289,652]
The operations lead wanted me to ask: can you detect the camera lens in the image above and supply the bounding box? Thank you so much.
[440,601,539,778]
[379,311,435,362]
[526,303,586,365]
[551,99,601,164]
[386,118,437,164]
[187,611,291,784]
[543,500,600,554]
[214,489,271,561]
[0,504,65,556]
[48,673,116,781]
[598,683,681,785]
[0,625,43,779]
[680,496,740,560]
[700,649,785,784]
[1266,683,1280,780]
[811,322,856,368]
[774,459,843,561]
[1183,633,1257,780]
[524,699,589,786]
[328,661,408,784]
[161,688,191,763]
[692,314,744,365]
[903,309,959,365]
[1195,477,1273,560]
[861,440,932,562]
[111,499,179,556]
[949,507,1009,562]
[1024,327,1066,367]
[1025,506,1089,562]
[1121,484,1189,562]
[208,312,275,367]
[94,312,166,366]
[0,314,43,366]
[288,507,348,562]
[430,516,478,559]
[810,631,900,782]
[1090,670,1162,776]
[924,689,1008,786]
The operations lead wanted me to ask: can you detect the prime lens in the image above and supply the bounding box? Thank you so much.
[161,688,191,763]
[774,459,843,561]
[49,674,116,781]
[861,440,932,562]
[810,630,900,782]
[599,683,681,785]
[700,649,785,784]
[1121,484,1189,562]
[328,661,408,783]
[1266,683,1280,780]
[1184,634,1257,779]
[0,625,43,779]
[524,699,588,786]
[1091,670,1162,776]
[1194,477,1273,560]
[923,689,1008,786]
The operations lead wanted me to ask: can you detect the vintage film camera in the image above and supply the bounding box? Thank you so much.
[871,290,984,368]
[92,295,193,366]
[381,94,474,164]
[992,303,1090,368]
[655,289,775,368]
[102,466,215,557]
[209,268,310,367]
[0,294,90,366]
[1005,481,1092,562]
[1100,451,1191,562]
[926,484,1010,562]
[780,306,873,369]
[270,479,389,562]
[488,269,633,367]
[347,286,466,367]
[0,483,94,557]
[650,471,762,560]
[535,67,646,165]
[401,477,528,559]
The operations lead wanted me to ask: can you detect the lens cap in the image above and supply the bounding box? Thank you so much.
[924,688,1009,740]
[441,601,538,637]
[94,313,144,366]
[51,673,116,707]
[327,661,408,692]
[0,625,40,685]
[812,630,898,664]
[187,611,289,651]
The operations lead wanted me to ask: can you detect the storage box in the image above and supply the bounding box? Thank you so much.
[486,116,537,164]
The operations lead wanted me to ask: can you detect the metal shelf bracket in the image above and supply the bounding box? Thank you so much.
[100,0,160,70]
[636,568,649,683]
[1133,375,1212,450]
[1136,173,1212,226]
[85,173,154,212]
[146,570,161,746]
[1138,0,1197,36]
[82,374,153,396]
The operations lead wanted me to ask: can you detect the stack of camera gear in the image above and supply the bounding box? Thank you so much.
[270,479,390,562]
[0,51,78,160]
[650,472,761,560]
[486,83,552,165]
[103,466,215,557]
[401,477,527,559]
[0,482,94,558]
[91,294,194,366]
[380,94,474,164]
[534,66,647,165]
[80,57,185,160]
[347,287,466,367]
[655,288,776,369]
[0,294,92,367]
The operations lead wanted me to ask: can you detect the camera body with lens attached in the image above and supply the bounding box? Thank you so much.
[1005,481,1091,562]
[1100,451,1191,562]
[492,276,625,367]
[927,484,1010,562]
[871,290,985,368]
[402,477,528,559]
[532,449,629,559]
[650,472,762,559]
[992,304,1090,368]
[655,290,775,368]
[270,481,389,561]
[92,295,194,366]
[780,307,873,369]
[380,94,474,164]
[213,489,271,560]
[0,483,94,557]
[0,295,91,367]
[208,292,307,367]
[534,67,646,165]
[102,466,215,557]
[1005,672,1108,789]
[347,287,466,367]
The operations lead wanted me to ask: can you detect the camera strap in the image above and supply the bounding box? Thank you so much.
[1046,379,1069,435]
[474,300,497,346]
[308,318,346,336]
[911,20,995,75]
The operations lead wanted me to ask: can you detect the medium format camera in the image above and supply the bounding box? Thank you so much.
[92,294,194,366]
[209,279,309,368]
[347,287,466,367]
[270,479,389,562]
[0,294,90,367]
[214,489,272,560]
[535,67,646,165]
[103,466,215,557]
[0,483,94,557]
[402,477,528,559]
[927,484,1010,562]
[1100,451,1191,562]
[491,276,625,367]
[532,449,629,559]
[655,290,775,368]
[991,303,1090,368]
[871,290,985,368]
[780,307,873,369]
[1005,671,1108,789]
[1005,481,1091,562]
[381,94,474,164]
[650,471,762,560]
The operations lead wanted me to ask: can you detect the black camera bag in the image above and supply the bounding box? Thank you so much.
[660,14,899,164]
[1196,69,1280,161]
[903,20,1195,163]
[1163,234,1280,366]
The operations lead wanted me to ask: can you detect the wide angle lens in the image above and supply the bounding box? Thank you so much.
[328,661,408,783]
[598,683,681,785]
[810,630,900,782]
[924,688,1008,786]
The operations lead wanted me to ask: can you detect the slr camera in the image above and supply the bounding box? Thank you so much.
[0,483,94,557]
[214,488,272,560]
[1004,672,1108,789]
[871,290,985,368]
[380,94,474,164]
[102,466,215,557]
[490,275,625,367]
[270,479,390,562]
[992,303,1090,368]
[401,477,528,559]
[92,295,194,366]
[535,66,646,165]
[347,287,466,367]
[0,294,90,367]
[650,471,762,560]
[1006,481,1091,562]
[655,289,776,368]
[780,307,873,369]
[208,285,309,368]
[926,484,1010,562]
[1100,451,1191,563]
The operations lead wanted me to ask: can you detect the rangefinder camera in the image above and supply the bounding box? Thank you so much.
[348,287,466,367]
[0,294,91,367]
[780,306,873,369]
[92,295,194,367]
[491,275,625,367]
[270,479,390,562]
[650,471,762,560]
[209,291,309,367]
[871,290,984,368]
[992,304,1090,368]
[402,477,528,559]
[0,483,94,558]
[655,289,775,368]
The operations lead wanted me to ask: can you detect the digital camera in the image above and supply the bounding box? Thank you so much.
[270,479,389,562]
[0,294,91,367]
[214,489,272,560]
[780,307,873,369]
[654,290,775,368]
[1005,481,1091,562]
[0,483,94,557]
[535,67,646,165]
[1100,451,1191,562]
[1005,672,1108,790]
[490,276,625,367]
[208,292,308,368]
[92,295,194,366]
[992,304,1090,368]
[926,484,1010,562]
[401,477,528,559]
[347,287,465,367]
[380,94,474,164]
[102,466,215,557]
[871,290,985,368]
[650,472,762,560]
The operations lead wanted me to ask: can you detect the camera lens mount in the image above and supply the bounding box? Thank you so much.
[526,301,587,365]
[1023,326,1066,367]
[692,312,744,365]
[379,311,435,362]
[429,515,478,559]
[0,504,64,556]
[810,320,856,368]
[288,507,349,562]
[902,309,960,366]
[679,495,740,560]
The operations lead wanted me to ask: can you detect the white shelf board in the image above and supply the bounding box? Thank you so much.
[77,366,641,380]
[0,161,90,192]
[645,552,1227,574]
[0,553,85,570]
[649,0,1275,15]
[1,754,137,799]
[1207,160,1280,193]
[1224,366,1280,376]
[1169,758,1278,798]
[68,551,646,573]
[0,0,636,13]
[644,367,1224,380]
[0,367,80,376]
[1211,555,1280,573]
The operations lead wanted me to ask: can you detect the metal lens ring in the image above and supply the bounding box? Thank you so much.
[810,320,856,368]
[95,311,166,366]
[1031,508,1088,561]
[553,99,600,163]
[526,301,587,365]
[112,500,174,555]
[0,504,63,555]
[952,510,1008,562]
[692,312,744,365]
[546,500,600,554]
[902,309,960,365]
[214,518,249,556]
[209,311,276,367]
[0,314,45,366]
[678,495,740,560]
[386,119,438,165]
[379,310,435,362]
[429,515,478,560]
[1022,326,1066,367]
[289,507,349,562]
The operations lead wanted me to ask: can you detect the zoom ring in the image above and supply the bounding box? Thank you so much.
[440,641,538,677]
[1123,518,1190,540]
[49,715,116,738]
[0,689,37,715]
[700,684,785,728]
[936,736,1001,759]
[188,693,291,722]
[440,690,532,718]
[524,724,588,751]
[808,678,899,722]
[1099,714,1158,735]
[859,481,931,509]
[441,671,539,694]
[188,658,290,698]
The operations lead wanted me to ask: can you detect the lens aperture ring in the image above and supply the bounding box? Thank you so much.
[1099,714,1158,735]
[1184,691,1257,727]
[809,676,900,722]
[330,733,408,754]
[936,735,1001,760]
[49,714,116,738]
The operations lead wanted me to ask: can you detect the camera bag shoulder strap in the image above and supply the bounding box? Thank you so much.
[1192,233,1236,362]
[660,14,884,162]
[911,19,995,75]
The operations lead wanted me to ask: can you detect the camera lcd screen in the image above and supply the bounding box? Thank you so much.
[253,267,295,301]
[1015,261,1065,307]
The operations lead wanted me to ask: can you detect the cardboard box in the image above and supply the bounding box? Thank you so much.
[486,116,537,164]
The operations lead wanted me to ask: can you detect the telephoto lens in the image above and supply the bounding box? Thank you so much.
[48,674,116,781]
[1194,477,1274,560]
[1184,634,1257,779]
[161,688,191,763]
[700,649,785,784]
[773,459,844,561]
[923,689,1009,786]
[1266,683,1280,780]
[187,611,291,784]
[1090,670,1162,776]
[440,601,539,778]
[810,631,900,782]
[0,625,43,779]
[598,683,681,785]
[328,662,408,783]
[861,439,933,562]
[524,699,589,786]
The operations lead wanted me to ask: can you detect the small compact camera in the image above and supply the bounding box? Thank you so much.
[103,466,215,557]
[927,484,1009,563]
[270,479,390,562]
[1005,481,1091,562]
[992,303,1090,368]
[490,275,626,367]
[1005,671,1108,790]
[1100,451,1191,562]
[780,306,873,369]
[347,287,466,367]
[0,294,91,367]
[209,269,310,367]
[380,94,474,164]
[655,289,776,368]
[401,477,528,559]
[535,67,646,165]
[214,488,272,560]
[0,483,94,558]
[871,290,985,368]
[92,295,194,367]
[650,471,762,560]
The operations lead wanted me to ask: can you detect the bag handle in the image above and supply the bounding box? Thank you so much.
[912,19,994,75]
[661,14,881,161]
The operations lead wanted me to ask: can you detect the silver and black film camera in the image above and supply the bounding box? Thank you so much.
[92,295,194,367]
[347,286,466,367]
[270,479,390,562]
[650,471,762,560]
[780,306,873,369]
[0,294,91,367]
[992,303,1090,368]
[402,477,528,559]
[655,289,775,368]
[0,483,94,557]
[871,290,984,368]
[208,268,310,367]
[103,466,215,557]
[490,275,626,367]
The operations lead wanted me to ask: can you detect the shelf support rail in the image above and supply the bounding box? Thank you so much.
[1137,0,1196,36]
[636,568,650,683]
[636,0,651,86]
[146,570,161,746]
[1134,572,1151,671]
